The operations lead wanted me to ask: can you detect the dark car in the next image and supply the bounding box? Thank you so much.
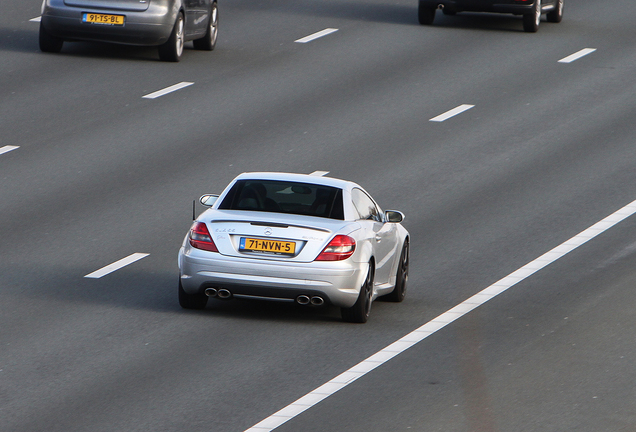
[418,0,563,32]
[39,0,218,61]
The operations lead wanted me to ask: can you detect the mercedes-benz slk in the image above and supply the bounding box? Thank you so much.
[178,172,410,323]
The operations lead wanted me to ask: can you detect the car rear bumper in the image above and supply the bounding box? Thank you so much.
[419,0,537,14]
[178,247,367,308]
[41,1,176,46]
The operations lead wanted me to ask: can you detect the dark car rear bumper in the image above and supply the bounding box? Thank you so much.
[419,0,537,15]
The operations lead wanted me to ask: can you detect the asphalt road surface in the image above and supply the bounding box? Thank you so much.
[2,0,636,431]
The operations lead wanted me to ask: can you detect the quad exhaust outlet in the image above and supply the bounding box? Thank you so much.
[206,289,321,304]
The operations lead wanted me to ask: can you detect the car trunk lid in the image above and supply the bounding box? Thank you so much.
[63,0,151,12]
[201,210,356,263]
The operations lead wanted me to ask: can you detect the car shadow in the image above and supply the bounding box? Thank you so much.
[49,40,164,62]
[0,28,40,53]
[431,11,534,33]
[203,296,345,323]
[0,26,172,61]
[10,265,345,323]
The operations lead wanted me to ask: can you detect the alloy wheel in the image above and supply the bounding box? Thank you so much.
[175,16,184,57]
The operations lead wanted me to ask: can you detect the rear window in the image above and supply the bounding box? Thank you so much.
[218,180,344,220]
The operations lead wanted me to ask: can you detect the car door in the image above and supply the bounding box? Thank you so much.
[351,188,397,287]
[183,0,202,37]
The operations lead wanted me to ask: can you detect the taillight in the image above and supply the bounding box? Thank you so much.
[315,235,356,261]
[189,222,218,252]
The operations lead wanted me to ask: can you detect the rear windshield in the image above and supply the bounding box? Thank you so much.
[218,180,344,220]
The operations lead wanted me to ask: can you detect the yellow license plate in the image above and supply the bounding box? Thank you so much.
[83,13,125,25]
[240,238,296,254]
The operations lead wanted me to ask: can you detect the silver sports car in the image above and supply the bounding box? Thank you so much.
[39,0,218,61]
[178,172,410,323]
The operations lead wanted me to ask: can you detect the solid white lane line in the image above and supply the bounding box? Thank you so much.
[0,145,19,155]
[30,16,41,22]
[245,198,636,432]
[142,82,194,99]
[295,28,338,43]
[309,171,329,176]
[84,253,149,279]
[558,48,596,63]
[430,104,475,122]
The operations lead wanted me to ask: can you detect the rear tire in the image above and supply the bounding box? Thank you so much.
[193,2,218,51]
[178,279,208,310]
[158,13,184,62]
[418,1,436,25]
[39,22,63,53]
[341,262,374,323]
[522,0,541,32]
[384,239,409,303]
[546,0,563,23]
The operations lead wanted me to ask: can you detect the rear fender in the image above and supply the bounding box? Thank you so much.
[354,237,374,265]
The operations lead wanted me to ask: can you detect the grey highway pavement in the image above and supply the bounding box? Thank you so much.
[1,0,636,431]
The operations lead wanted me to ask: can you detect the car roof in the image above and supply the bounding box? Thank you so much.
[233,172,359,190]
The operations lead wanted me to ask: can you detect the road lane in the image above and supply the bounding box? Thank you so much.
[273,216,636,432]
[0,145,19,155]
[248,198,636,431]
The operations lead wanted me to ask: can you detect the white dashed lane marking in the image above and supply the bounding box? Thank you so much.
[84,253,149,279]
[30,16,41,22]
[309,171,329,176]
[430,104,475,122]
[295,28,338,43]
[558,48,597,63]
[0,145,19,155]
[142,82,194,99]
[245,198,636,432]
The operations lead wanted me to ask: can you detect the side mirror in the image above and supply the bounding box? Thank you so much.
[385,210,404,223]
[199,194,219,207]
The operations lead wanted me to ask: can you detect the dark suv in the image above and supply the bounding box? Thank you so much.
[418,0,563,32]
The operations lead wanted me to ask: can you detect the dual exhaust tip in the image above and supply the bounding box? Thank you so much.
[204,288,324,306]
[296,295,325,306]
[205,287,232,299]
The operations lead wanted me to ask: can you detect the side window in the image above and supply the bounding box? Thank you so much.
[351,188,382,222]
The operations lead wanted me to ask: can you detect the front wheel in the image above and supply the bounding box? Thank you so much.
[546,0,563,23]
[418,1,436,25]
[39,22,63,53]
[158,13,184,62]
[342,262,374,323]
[522,0,541,32]
[193,2,218,51]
